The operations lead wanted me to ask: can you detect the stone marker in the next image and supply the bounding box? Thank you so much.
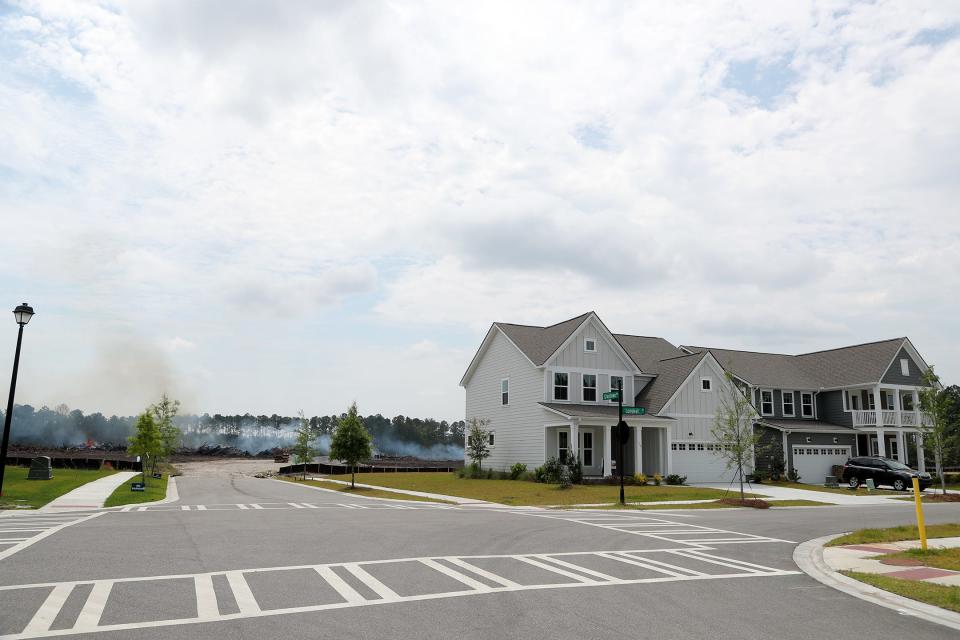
[27,456,53,480]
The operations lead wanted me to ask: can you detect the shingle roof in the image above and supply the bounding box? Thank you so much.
[613,334,685,372]
[757,419,856,433]
[495,313,593,366]
[683,338,906,389]
[634,353,706,414]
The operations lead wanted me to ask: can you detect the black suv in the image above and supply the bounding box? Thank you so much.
[841,457,932,491]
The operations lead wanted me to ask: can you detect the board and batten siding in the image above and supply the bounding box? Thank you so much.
[464,329,554,470]
[551,317,635,370]
[881,346,926,386]
[659,356,728,442]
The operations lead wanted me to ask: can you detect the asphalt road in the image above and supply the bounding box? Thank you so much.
[1,463,958,640]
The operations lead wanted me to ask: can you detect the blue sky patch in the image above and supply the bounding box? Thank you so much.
[911,25,959,47]
[722,57,797,109]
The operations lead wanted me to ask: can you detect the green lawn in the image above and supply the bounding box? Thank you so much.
[842,571,960,613]
[760,481,900,496]
[827,523,960,547]
[578,498,828,511]
[280,477,451,503]
[880,547,960,572]
[103,473,170,508]
[325,472,760,506]
[0,466,117,509]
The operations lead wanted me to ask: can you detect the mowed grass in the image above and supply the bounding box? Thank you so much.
[577,499,828,511]
[103,473,170,508]
[279,477,451,503]
[827,523,960,547]
[0,466,116,509]
[881,547,960,572]
[325,472,758,506]
[842,571,960,613]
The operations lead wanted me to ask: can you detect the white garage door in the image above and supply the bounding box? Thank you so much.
[791,445,851,484]
[670,442,745,483]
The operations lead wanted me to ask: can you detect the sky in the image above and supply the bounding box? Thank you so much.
[0,0,958,420]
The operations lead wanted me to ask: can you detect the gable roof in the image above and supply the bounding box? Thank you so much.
[494,313,593,366]
[683,338,908,389]
[634,352,706,414]
[612,334,685,372]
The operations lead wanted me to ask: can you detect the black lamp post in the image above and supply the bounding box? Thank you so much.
[0,303,35,497]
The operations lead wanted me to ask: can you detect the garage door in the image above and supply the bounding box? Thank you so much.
[791,445,851,484]
[670,442,745,483]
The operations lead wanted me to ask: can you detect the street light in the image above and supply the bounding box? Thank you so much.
[0,303,35,497]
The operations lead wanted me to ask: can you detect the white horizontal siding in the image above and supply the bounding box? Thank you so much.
[464,329,554,470]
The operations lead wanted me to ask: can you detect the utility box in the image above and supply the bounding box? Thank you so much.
[26,456,52,480]
[824,475,839,487]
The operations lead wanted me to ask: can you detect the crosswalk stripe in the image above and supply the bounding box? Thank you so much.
[74,582,112,630]
[315,566,366,603]
[597,552,689,578]
[225,572,261,615]
[620,552,708,576]
[343,564,400,601]
[23,583,74,633]
[445,558,520,588]
[420,559,491,591]
[288,503,305,509]
[514,556,598,583]
[194,574,219,619]
[533,555,618,582]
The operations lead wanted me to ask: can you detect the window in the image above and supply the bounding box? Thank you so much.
[867,392,875,411]
[554,372,569,401]
[500,379,509,406]
[582,374,597,402]
[782,391,795,417]
[760,390,774,416]
[582,431,593,466]
[848,391,860,411]
[900,358,909,376]
[584,338,596,353]
[801,392,814,417]
[609,376,623,402]
[700,377,712,392]
[558,431,569,461]
[488,432,495,447]
[902,394,914,411]
[883,391,895,410]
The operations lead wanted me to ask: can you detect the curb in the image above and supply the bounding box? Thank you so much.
[267,477,458,506]
[793,534,960,632]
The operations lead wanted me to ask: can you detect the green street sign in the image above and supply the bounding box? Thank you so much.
[623,407,646,415]
[602,391,621,401]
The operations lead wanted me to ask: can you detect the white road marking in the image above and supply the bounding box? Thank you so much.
[533,555,618,582]
[315,566,365,604]
[343,564,401,601]
[0,512,107,562]
[620,552,708,576]
[445,558,520,588]
[597,552,689,578]
[514,556,598,583]
[288,503,305,509]
[73,582,111,630]
[22,584,74,633]
[419,559,490,591]
[224,572,260,615]
[235,504,249,510]
[194,574,219,619]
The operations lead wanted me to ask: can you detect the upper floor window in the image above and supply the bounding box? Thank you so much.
[582,374,597,402]
[900,358,910,376]
[488,431,495,447]
[801,392,814,417]
[500,379,509,406]
[609,376,623,402]
[584,338,597,353]
[847,391,860,411]
[760,390,774,416]
[700,377,712,392]
[782,391,795,417]
[902,394,914,411]
[554,372,569,401]
[882,391,895,411]
[867,392,875,411]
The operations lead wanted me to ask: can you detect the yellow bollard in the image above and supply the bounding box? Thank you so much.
[912,476,928,551]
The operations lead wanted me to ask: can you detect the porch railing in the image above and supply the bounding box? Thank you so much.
[853,409,931,428]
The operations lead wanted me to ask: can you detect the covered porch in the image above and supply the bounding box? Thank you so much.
[540,403,673,478]
[855,427,926,472]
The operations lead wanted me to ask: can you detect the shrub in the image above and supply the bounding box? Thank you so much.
[634,473,648,485]
[566,455,583,484]
[558,464,572,489]
[510,462,527,480]
[533,466,547,483]
[541,457,564,484]
[787,468,801,483]
[652,473,662,486]
[665,474,686,485]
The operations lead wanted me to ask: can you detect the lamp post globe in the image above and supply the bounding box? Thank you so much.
[0,302,35,497]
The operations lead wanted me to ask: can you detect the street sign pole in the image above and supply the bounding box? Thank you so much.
[618,381,625,505]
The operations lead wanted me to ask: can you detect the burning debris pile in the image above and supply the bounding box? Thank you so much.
[172,443,291,459]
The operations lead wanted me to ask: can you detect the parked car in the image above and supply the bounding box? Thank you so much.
[841,457,932,491]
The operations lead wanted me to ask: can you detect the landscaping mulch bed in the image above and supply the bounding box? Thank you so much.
[718,498,770,509]
[924,493,960,502]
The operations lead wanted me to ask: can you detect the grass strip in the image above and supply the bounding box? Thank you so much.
[574,498,828,511]
[0,466,117,509]
[842,570,960,613]
[103,473,170,507]
[280,477,452,503]
[878,547,960,572]
[827,523,960,547]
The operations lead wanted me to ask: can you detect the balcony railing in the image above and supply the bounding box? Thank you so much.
[852,410,932,428]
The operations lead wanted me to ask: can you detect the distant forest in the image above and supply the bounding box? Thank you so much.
[3,404,467,459]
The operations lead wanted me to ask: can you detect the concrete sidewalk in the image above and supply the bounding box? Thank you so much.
[824,537,960,586]
[40,471,138,512]
[696,482,908,505]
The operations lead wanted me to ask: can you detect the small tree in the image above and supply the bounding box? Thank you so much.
[292,411,318,480]
[150,394,181,476]
[710,371,761,501]
[465,417,491,470]
[919,367,952,495]
[127,411,161,485]
[329,402,372,488]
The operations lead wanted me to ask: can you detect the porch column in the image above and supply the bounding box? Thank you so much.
[896,430,907,464]
[874,385,886,458]
[893,389,902,428]
[912,389,922,428]
[569,420,580,461]
[782,430,791,476]
[603,424,612,477]
[916,433,926,473]
[665,429,672,475]
[633,424,642,475]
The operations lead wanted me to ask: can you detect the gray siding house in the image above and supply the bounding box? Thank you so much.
[461,311,935,485]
